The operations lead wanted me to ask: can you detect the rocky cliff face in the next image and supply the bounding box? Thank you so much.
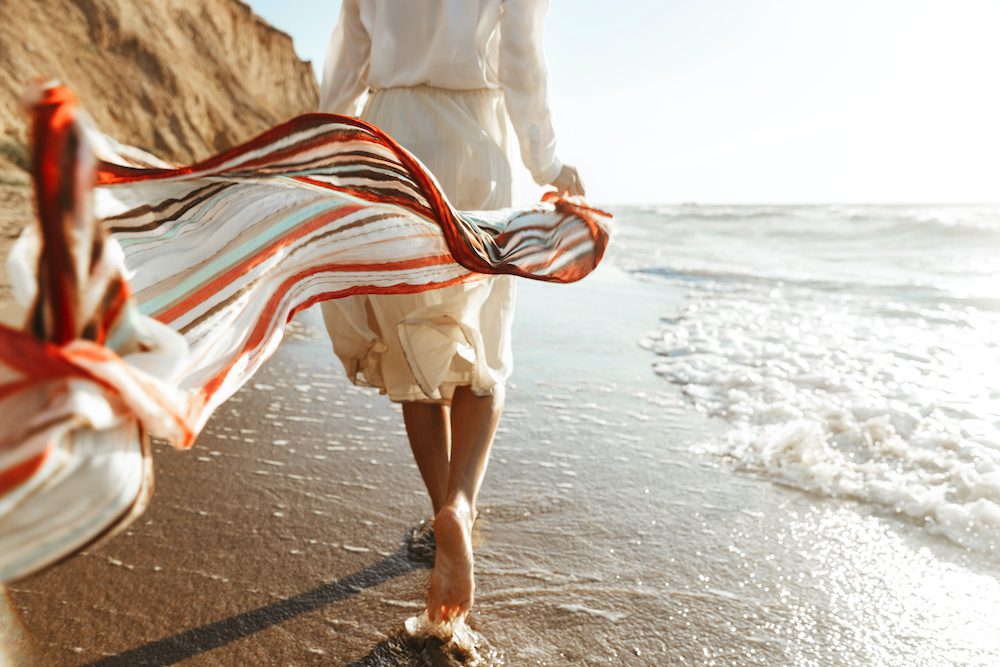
[0,0,319,171]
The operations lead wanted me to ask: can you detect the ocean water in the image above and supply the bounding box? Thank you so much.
[613,204,1000,554]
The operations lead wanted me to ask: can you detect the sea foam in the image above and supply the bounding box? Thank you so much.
[616,204,1000,553]
[642,280,1000,553]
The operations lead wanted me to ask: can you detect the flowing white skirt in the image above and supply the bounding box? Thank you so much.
[321,86,516,403]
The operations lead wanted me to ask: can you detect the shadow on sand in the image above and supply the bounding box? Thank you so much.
[86,539,427,667]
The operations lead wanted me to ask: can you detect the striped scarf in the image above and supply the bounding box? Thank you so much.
[0,84,609,582]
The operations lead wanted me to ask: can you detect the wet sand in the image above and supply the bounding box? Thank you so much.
[3,242,1000,664]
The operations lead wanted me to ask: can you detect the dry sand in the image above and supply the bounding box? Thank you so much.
[2,251,1000,664]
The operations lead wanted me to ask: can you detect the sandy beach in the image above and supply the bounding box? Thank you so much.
[2,195,1000,664]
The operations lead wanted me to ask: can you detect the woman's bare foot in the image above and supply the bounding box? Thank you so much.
[427,501,475,623]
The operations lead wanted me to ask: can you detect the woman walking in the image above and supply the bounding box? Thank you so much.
[320,0,584,628]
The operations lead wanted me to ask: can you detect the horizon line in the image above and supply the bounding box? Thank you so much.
[595,201,1000,208]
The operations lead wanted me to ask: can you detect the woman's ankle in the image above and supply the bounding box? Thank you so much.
[437,496,474,527]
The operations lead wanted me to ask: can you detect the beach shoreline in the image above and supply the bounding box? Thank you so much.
[1,204,999,664]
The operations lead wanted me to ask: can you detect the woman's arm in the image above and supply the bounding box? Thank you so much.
[319,0,371,115]
[499,0,564,187]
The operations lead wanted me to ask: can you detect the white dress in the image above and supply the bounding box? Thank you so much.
[319,0,562,403]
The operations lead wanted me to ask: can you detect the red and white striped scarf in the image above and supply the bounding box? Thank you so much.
[0,84,610,582]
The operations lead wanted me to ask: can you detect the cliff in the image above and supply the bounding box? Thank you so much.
[0,0,320,171]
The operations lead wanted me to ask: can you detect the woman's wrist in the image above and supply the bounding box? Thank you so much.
[534,158,564,186]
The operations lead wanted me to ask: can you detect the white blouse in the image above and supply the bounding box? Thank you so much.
[320,0,563,185]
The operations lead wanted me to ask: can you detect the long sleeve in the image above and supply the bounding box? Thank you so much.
[498,0,563,185]
[319,0,371,115]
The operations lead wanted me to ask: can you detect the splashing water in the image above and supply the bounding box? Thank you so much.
[614,204,1000,553]
[404,611,503,666]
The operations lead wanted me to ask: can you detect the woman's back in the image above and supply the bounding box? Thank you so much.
[322,0,563,186]
[360,0,504,90]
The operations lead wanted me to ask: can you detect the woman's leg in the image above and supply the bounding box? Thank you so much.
[427,384,505,622]
[446,385,505,517]
[401,402,451,515]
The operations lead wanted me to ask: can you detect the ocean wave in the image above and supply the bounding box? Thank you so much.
[627,266,1000,313]
[611,202,1000,312]
[645,205,797,221]
[641,281,1000,553]
[616,204,1000,238]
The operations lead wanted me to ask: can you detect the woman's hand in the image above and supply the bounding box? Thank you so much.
[550,164,586,197]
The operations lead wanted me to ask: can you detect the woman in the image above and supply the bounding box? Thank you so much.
[320,0,584,626]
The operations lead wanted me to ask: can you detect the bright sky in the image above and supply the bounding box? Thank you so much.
[249,0,1000,205]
